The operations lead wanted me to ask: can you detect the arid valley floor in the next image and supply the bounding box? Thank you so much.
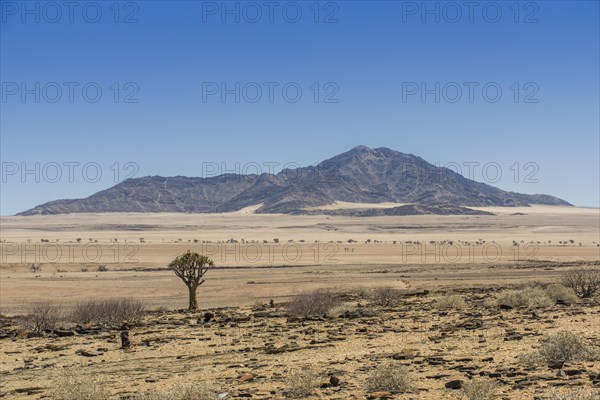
[0,205,599,399]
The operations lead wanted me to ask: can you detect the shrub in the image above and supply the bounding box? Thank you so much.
[286,289,341,318]
[285,368,319,398]
[549,387,600,400]
[327,304,357,317]
[371,287,403,306]
[132,385,216,400]
[561,268,600,298]
[24,302,62,332]
[494,287,553,309]
[365,363,411,393]
[462,377,496,400]
[522,331,600,365]
[434,294,467,310]
[97,265,108,272]
[544,283,579,303]
[51,374,110,400]
[71,298,146,325]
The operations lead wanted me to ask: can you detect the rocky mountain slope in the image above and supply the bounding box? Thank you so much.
[18,146,571,215]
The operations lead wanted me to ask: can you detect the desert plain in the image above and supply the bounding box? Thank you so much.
[0,204,599,399]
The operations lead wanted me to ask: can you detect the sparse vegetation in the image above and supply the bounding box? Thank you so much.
[371,287,403,306]
[434,294,467,310]
[286,289,341,318]
[561,268,600,298]
[521,331,600,365]
[544,283,579,303]
[548,387,600,400]
[285,367,319,398]
[132,385,217,400]
[51,373,110,400]
[462,377,496,400]
[365,363,411,393]
[168,251,214,310]
[71,298,146,325]
[97,265,108,272]
[23,302,62,331]
[494,287,553,309]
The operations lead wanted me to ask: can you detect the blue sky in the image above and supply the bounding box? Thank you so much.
[1,0,599,215]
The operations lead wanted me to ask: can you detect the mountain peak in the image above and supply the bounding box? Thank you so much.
[17,146,572,215]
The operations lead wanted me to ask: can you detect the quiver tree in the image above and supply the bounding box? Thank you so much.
[168,251,214,310]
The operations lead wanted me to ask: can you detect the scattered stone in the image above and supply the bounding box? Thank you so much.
[239,373,254,382]
[445,379,464,389]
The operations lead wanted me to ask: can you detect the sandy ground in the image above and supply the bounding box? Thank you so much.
[0,205,598,314]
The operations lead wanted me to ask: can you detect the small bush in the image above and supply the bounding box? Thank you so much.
[561,268,600,298]
[495,287,553,309]
[285,368,319,398]
[371,287,403,306]
[132,385,216,400]
[52,374,110,400]
[434,294,467,310]
[462,377,496,400]
[24,302,62,332]
[522,331,600,365]
[365,363,411,393]
[286,289,341,318]
[327,304,357,317]
[97,265,108,272]
[549,387,600,400]
[71,298,146,325]
[544,283,578,303]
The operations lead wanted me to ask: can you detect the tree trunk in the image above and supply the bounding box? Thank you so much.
[188,284,198,310]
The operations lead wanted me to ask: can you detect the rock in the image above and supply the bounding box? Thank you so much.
[76,349,101,357]
[547,360,566,370]
[203,312,214,323]
[53,329,75,337]
[239,373,254,382]
[120,331,131,349]
[445,379,464,389]
[499,304,513,310]
[329,375,340,386]
[217,393,230,399]
[27,331,44,338]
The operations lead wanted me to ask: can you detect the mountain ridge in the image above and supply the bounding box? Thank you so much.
[17,146,571,216]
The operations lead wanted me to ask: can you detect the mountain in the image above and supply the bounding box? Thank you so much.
[17,146,571,216]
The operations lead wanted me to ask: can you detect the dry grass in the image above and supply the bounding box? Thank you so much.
[462,377,497,400]
[365,363,412,393]
[132,385,216,400]
[494,287,553,309]
[71,298,146,325]
[51,374,110,400]
[285,367,319,398]
[544,283,579,303]
[548,387,600,400]
[433,294,467,310]
[286,289,341,318]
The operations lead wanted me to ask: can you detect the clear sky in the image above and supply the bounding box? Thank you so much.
[1,0,599,215]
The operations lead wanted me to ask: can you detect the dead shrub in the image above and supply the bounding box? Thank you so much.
[51,373,110,400]
[462,377,496,400]
[561,268,600,298]
[365,363,411,393]
[286,289,341,318]
[285,367,319,398]
[371,287,403,306]
[71,298,146,325]
[23,302,63,332]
